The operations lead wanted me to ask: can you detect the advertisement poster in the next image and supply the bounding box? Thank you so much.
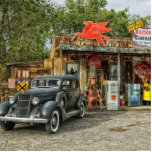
[134,60,151,80]
[133,28,151,47]
[8,79,16,89]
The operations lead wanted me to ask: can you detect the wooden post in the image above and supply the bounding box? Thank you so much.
[118,50,120,84]
[1,94,2,103]
[60,50,63,75]
[117,49,121,97]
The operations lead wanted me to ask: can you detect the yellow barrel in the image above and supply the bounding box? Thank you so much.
[143,90,151,102]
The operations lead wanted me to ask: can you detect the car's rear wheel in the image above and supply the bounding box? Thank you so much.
[78,102,85,118]
[45,109,60,134]
[0,121,15,131]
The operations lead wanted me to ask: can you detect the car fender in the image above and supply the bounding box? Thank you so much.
[55,91,67,110]
[0,101,11,116]
[77,95,86,109]
[40,101,59,119]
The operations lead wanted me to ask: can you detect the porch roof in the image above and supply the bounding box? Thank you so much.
[59,44,151,55]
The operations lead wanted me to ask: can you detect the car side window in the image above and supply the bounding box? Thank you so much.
[61,80,71,89]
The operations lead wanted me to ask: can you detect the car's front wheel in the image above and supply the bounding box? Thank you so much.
[45,109,60,134]
[78,102,85,118]
[0,121,15,131]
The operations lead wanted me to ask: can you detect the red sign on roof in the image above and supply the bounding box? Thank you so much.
[71,21,112,46]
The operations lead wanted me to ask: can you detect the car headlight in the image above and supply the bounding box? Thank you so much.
[32,97,40,105]
[9,96,15,104]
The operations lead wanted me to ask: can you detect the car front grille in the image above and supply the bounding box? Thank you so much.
[17,95,31,117]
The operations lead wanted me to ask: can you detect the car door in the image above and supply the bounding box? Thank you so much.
[71,80,80,108]
[61,79,73,111]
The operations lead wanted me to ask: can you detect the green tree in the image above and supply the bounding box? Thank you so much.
[0,0,56,80]
[52,0,150,38]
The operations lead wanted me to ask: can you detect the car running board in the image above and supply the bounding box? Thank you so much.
[63,110,80,121]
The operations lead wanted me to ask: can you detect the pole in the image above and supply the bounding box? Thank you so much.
[118,49,121,85]
[117,49,121,109]
[60,50,62,75]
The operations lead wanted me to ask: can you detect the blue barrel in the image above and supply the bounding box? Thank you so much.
[128,84,140,106]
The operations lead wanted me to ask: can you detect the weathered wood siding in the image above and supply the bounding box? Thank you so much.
[7,61,51,93]
[80,57,87,92]
[48,34,151,93]
[54,58,64,75]
[49,34,134,72]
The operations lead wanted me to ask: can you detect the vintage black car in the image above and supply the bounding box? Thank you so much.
[0,75,85,133]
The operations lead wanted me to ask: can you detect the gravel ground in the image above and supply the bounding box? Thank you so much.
[0,109,151,151]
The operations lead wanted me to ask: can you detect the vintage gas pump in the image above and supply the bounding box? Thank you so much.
[87,64,98,109]
[106,81,120,110]
[87,56,101,109]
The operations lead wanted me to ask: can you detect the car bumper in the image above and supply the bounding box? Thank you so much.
[0,116,48,124]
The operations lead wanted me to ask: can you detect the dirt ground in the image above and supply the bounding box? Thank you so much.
[0,108,151,151]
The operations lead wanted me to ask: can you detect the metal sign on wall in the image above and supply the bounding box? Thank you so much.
[87,56,101,69]
[17,82,28,92]
[134,60,151,80]
[133,28,151,47]
[8,79,16,89]
[127,19,144,32]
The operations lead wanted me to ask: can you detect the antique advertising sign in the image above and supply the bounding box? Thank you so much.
[134,60,151,80]
[8,79,16,89]
[127,19,144,32]
[133,28,151,47]
[87,55,101,69]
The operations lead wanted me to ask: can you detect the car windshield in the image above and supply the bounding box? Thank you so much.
[31,79,61,88]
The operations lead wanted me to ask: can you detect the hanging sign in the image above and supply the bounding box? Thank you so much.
[134,60,151,80]
[8,79,16,89]
[71,21,112,46]
[127,19,144,32]
[133,28,151,47]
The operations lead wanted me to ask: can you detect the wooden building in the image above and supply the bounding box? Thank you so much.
[4,34,151,102]
[6,60,51,95]
[49,34,151,95]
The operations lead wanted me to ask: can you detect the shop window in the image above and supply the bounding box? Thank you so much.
[26,71,29,78]
[17,70,29,78]
[18,70,21,78]
[23,71,26,78]
[65,62,80,78]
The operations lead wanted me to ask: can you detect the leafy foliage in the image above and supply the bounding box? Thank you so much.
[0,0,151,81]
[0,0,56,80]
[0,0,54,64]
[52,0,150,38]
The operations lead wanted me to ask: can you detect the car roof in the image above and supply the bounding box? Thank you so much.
[33,75,78,81]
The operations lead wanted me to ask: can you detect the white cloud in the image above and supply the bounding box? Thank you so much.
[106,0,151,17]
